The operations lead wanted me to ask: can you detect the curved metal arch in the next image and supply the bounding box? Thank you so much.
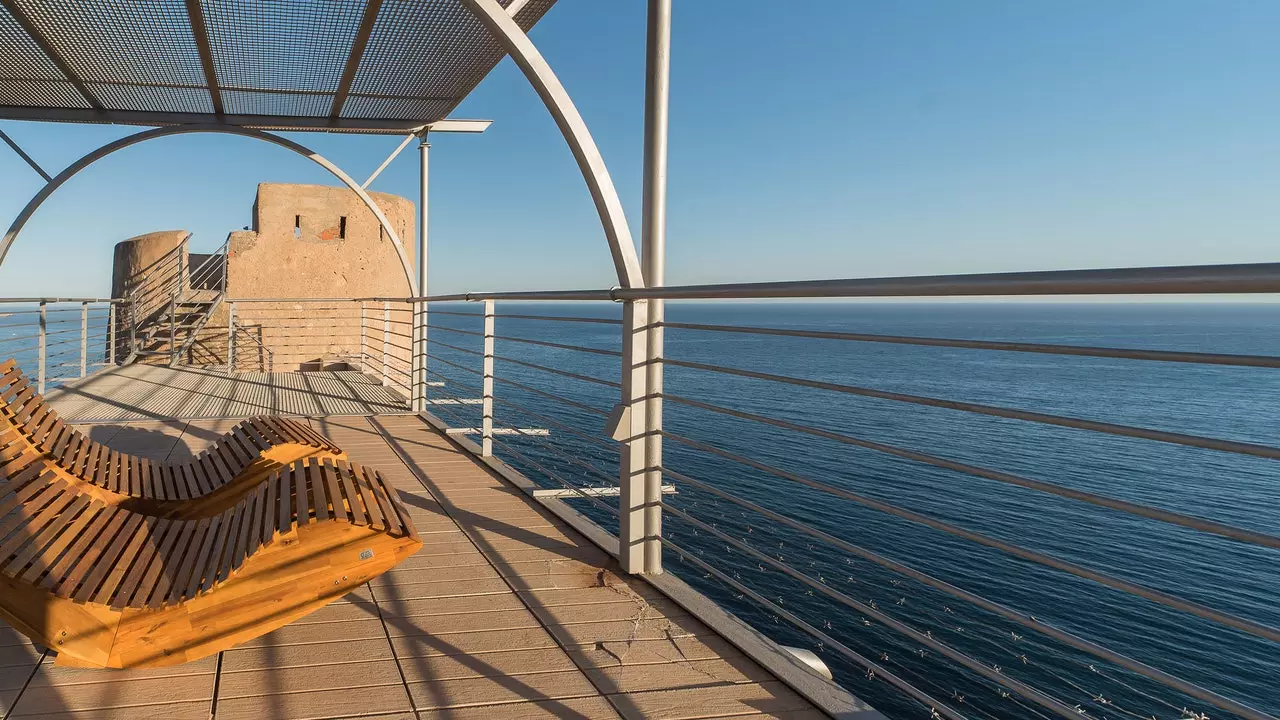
[462,0,646,289]
[0,124,420,295]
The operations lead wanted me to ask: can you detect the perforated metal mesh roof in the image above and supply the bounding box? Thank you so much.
[0,0,556,133]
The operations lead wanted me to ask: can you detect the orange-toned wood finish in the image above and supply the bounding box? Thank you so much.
[0,359,422,668]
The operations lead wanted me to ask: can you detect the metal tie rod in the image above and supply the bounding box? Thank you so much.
[661,429,1280,643]
[659,536,968,720]
[661,465,1277,720]
[663,503,1087,720]
[660,322,1280,369]
[662,357,1280,459]
[661,392,1280,548]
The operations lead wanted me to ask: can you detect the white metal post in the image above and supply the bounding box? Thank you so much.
[414,134,430,412]
[79,301,88,378]
[618,299,650,574]
[107,302,116,366]
[359,301,367,373]
[226,302,236,373]
[168,293,178,367]
[640,0,672,575]
[382,302,391,389]
[37,301,47,394]
[482,299,495,457]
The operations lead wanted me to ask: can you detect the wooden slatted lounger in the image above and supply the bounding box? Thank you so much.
[0,360,423,668]
[0,358,348,518]
[0,454,421,668]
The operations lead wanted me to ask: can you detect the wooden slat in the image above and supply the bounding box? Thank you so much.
[0,478,68,557]
[208,447,234,486]
[261,469,278,548]
[20,499,104,585]
[182,513,224,601]
[350,463,384,531]
[310,460,329,522]
[188,456,213,497]
[362,466,401,536]
[146,517,198,607]
[216,499,246,584]
[133,517,186,606]
[231,484,261,568]
[201,507,236,592]
[72,511,144,603]
[323,460,348,522]
[92,516,155,604]
[200,453,224,491]
[163,515,212,606]
[294,462,309,527]
[338,463,367,527]
[113,518,172,608]
[0,491,86,575]
[277,467,294,536]
[234,483,267,572]
[39,502,115,592]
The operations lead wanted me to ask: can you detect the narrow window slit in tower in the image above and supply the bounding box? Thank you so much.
[339,216,347,239]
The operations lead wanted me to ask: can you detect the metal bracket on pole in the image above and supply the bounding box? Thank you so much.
[79,301,88,378]
[481,299,495,456]
[37,301,47,394]
[107,303,117,366]
[618,299,650,574]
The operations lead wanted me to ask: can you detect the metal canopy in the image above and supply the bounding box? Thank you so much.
[0,0,555,133]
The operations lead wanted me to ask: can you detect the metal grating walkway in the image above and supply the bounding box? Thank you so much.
[0,415,825,720]
[44,364,412,422]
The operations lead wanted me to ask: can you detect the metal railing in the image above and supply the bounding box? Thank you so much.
[0,298,122,392]
[187,262,1280,719]
[392,261,1278,720]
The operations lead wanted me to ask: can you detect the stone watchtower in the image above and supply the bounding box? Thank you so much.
[112,183,415,372]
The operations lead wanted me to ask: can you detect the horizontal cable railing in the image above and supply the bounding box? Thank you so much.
[55,261,1267,719]
[359,263,1280,720]
[0,299,121,392]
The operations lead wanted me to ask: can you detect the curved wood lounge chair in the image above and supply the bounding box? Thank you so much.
[0,455,421,668]
[0,359,347,518]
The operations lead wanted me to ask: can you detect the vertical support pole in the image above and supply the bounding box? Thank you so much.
[79,301,88,378]
[382,302,391,390]
[481,299,495,457]
[108,302,117,366]
[226,301,237,373]
[128,301,137,359]
[639,0,672,575]
[618,299,650,574]
[359,301,367,374]
[413,133,431,412]
[37,301,47,394]
[168,293,178,367]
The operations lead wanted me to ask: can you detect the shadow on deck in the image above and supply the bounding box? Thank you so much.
[45,365,412,422]
[1,409,848,719]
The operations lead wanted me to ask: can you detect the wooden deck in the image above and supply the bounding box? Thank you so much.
[45,365,412,422]
[1,413,838,720]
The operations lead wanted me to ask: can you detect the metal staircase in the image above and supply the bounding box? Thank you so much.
[124,238,229,367]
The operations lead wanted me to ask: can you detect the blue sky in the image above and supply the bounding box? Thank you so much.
[1,1,1277,297]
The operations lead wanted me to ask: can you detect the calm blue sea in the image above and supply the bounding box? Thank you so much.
[425,302,1280,720]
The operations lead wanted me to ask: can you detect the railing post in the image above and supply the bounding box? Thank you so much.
[482,299,495,457]
[618,299,650,574]
[107,302,117,366]
[168,292,178,367]
[412,300,429,412]
[37,300,47,394]
[359,301,367,374]
[226,301,237,373]
[128,301,137,359]
[382,302,391,389]
[79,301,88,379]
